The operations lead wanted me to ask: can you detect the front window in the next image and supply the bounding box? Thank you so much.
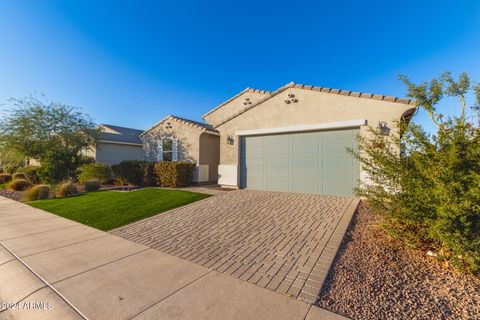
[162,139,173,161]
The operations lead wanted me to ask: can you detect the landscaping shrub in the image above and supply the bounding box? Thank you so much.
[12,172,27,181]
[22,185,51,201]
[154,161,195,188]
[354,72,480,275]
[84,180,101,192]
[56,181,79,197]
[8,179,31,191]
[112,160,158,186]
[16,166,40,184]
[0,173,12,184]
[77,163,114,184]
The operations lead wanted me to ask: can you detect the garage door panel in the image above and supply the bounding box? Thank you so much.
[242,128,359,196]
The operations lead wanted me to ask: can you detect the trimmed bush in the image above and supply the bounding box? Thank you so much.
[12,172,27,181]
[8,179,31,191]
[17,166,40,184]
[56,181,79,197]
[84,180,101,192]
[154,162,195,188]
[22,185,51,201]
[0,173,12,184]
[112,160,158,187]
[77,163,114,184]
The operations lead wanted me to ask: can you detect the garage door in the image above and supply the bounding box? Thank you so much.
[239,128,360,196]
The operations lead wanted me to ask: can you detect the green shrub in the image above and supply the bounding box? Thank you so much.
[8,179,31,191]
[355,72,480,275]
[111,160,143,185]
[16,166,40,184]
[154,162,195,188]
[22,185,51,201]
[56,181,79,197]
[111,160,158,186]
[12,172,27,181]
[77,163,114,184]
[0,173,12,184]
[84,180,101,192]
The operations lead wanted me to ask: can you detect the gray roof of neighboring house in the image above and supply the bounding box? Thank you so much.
[98,124,144,145]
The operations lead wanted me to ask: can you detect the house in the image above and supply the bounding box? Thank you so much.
[87,124,145,165]
[202,82,416,196]
[141,115,220,183]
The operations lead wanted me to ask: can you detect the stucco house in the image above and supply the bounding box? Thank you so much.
[87,124,145,165]
[141,115,220,183]
[201,82,416,196]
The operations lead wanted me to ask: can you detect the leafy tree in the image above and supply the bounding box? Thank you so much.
[0,96,99,183]
[355,72,480,274]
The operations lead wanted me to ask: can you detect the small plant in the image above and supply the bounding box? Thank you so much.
[56,181,79,197]
[17,166,40,184]
[8,179,32,191]
[0,173,12,184]
[84,180,101,192]
[77,163,114,184]
[22,185,51,201]
[12,172,27,181]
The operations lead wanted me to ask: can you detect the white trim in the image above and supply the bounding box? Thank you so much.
[235,119,367,136]
[97,140,143,147]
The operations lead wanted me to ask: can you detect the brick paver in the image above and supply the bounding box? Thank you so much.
[111,190,359,304]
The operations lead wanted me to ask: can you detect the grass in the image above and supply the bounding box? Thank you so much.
[29,188,211,231]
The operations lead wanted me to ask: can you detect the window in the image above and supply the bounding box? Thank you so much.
[162,139,173,161]
[157,138,178,161]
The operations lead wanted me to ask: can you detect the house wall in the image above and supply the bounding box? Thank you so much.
[202,91,268,127]
[142,119,202,163]
[93,142,144,165]
[216,88,414,186]
[199,132,220,182]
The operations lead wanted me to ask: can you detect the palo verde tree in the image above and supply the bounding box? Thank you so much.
[354,72,480,275]
[0,96,99,183]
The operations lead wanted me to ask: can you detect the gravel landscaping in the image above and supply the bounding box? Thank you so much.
[317,203,480,320]
[0,189,24,201]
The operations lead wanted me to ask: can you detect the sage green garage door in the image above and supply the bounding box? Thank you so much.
[240,128,360,196]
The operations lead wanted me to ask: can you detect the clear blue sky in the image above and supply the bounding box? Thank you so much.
[1,1,479,134]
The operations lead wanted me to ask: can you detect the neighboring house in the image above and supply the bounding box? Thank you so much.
[202,82,416,196]
[141,115,220,183]
[87,124,145,165]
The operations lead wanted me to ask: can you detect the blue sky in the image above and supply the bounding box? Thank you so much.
[1,1,479,134]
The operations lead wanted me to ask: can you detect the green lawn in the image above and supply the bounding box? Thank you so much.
[29,188,210,231]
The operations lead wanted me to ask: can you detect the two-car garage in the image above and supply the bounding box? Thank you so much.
[239,127,360,196]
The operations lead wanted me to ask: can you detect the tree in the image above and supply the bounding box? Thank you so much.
[0,96,99,182]
[354,72,480,275]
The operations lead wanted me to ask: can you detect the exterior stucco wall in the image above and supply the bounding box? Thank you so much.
[203,91,268,127]
[217,88,414,166]
[199,132,220,182]
[142,119,202,163]
[94,142,144,165]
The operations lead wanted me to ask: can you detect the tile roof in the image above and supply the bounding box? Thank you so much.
[214,82,417,128]
[140,115,218,137]
[98,124,143,145]
[202,87,270,119]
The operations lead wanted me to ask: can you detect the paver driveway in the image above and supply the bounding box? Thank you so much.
[112,190,359,304]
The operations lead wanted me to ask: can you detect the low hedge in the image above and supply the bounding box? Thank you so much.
[154,162,195,188]
[17,166,40,184]
[77,163,114,184]
[0,173,12,184]
[23,185,51,201]
[112,160,158,187]
[8,179,32,191]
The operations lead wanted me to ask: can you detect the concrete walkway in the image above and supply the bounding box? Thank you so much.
[0,196,348,320]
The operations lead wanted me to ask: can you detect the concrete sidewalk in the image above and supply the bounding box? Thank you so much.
[0,196,348,320]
